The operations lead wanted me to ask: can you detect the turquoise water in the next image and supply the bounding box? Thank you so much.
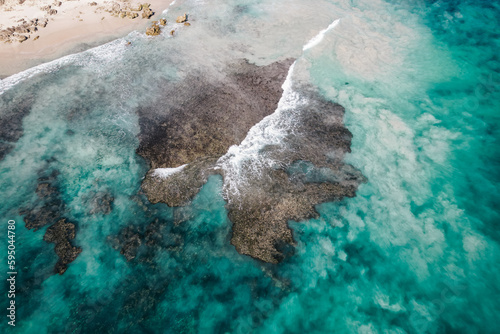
[1,0,499,333]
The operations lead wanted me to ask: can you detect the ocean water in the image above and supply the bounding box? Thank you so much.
[0,0,499,333]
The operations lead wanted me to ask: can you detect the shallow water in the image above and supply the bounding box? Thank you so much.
[1,0,499,333]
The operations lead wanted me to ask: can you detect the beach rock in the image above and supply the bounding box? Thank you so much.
[176,13,187,23]
[142,7,154,19]
[145,24,160,36]
[17,35,28,42]
[44,219,82,275]
[14,26,29,34]
[89,1,97,6]
[159,18,166,26]
[53,1,62,6]
[48,9,57,15]
[33,36,39,41]
[119,11,127,18]
[130,4,142,11]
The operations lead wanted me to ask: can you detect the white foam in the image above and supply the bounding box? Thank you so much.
[153,164,187,178]
[216,61,306,201]
[161,0,178,15]
[0,37,128,96]
[303,19,340,51]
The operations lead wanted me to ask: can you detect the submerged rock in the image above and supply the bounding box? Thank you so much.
[108,220,183,261]
[20,170,83,274]
[44,219,82,274]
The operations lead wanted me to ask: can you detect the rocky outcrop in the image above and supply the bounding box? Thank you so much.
[0,18,47,44]
[138,59,365,264]
[141,3,154,19]
[176,13,187,23]
[0,1,157,44]
[145,22,160,36]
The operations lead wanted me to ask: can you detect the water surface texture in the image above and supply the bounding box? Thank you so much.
[1,0,499,333]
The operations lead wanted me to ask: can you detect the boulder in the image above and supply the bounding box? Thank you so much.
[142,8,154,19]
[145,24,160,36]
[184,22,191,26]
[176,13,187,23]
[127,12,139,19]
[159,18,166,26]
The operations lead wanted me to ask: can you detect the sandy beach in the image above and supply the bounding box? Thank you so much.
[0,0,172,78]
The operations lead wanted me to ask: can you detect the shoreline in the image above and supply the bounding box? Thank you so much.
[0,0,172,78]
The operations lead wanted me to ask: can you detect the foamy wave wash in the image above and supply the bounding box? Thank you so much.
[0,0,181,96]
[217,19,342,202]
[216,61,303,200]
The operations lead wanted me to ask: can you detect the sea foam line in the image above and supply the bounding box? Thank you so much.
[303,19,340,51]
[153,164,187,178]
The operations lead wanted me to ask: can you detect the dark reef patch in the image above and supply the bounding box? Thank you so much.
[138,59,365,264]
[136,58,294,169]
[20,169,82,274]
[108,219,183,261]
[0,90,35,161]
[43,219,82,275]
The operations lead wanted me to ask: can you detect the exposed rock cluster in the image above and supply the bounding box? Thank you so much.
[146,20,161,36]
[108,2,154,19]
[145,12,191,36]
[0,1,157,43]
[0,17,48,43]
